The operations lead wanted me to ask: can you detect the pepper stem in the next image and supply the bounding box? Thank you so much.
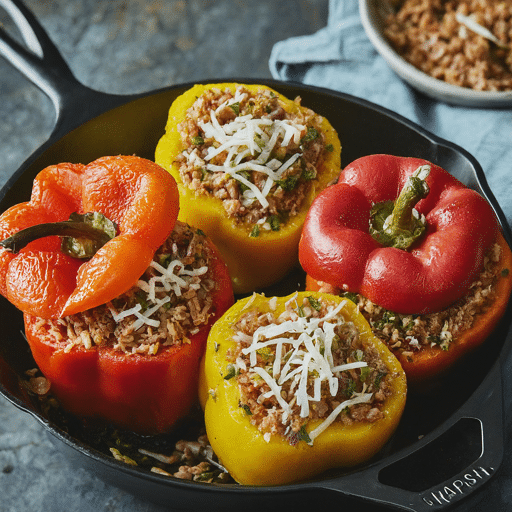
[0,212,117,259]
[369,165,430,250]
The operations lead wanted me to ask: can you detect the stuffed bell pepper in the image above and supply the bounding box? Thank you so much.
[299,154,512,383]
[155,83,341,294]
[199,291,407,485]
[0,155,234,434]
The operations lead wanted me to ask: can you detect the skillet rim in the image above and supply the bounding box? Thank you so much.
[0,77,510,508]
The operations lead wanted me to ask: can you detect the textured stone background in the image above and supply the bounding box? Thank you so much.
[1,1,512,511]
[0,0,327,187]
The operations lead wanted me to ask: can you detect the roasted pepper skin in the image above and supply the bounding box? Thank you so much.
[199,291,407,485]
[0,156,180,319]
[24,237,234,434]
[155,83,341,294]
[306,231,512,384]
[299,155,499,315]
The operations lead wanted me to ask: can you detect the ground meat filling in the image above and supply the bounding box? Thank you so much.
[31,221,216,356]
[175,86,329,231]
[383,0,512,91]
[319,242,504,361]
[226,295,394,446]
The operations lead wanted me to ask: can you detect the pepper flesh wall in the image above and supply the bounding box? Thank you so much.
[300,154,512,383]
[0,156,235,434]
[0,156,180,319]
[199,291,407,485]
[299,154,500,315]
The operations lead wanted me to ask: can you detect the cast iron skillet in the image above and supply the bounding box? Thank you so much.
[1,1,511,510]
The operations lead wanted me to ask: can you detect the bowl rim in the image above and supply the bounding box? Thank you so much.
[359,0,512,107]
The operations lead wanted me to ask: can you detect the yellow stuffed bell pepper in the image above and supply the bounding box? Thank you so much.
[155,83,341,294]
[199,291,407,486]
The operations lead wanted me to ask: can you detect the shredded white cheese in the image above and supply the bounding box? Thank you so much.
[455,12,507,48]
[239,299,373,444]
[109,256,208,330]
[185,91,307,209]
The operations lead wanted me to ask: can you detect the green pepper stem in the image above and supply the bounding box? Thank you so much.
[0,221,112,254]
[369,165,430,250]
[384,165,430,236]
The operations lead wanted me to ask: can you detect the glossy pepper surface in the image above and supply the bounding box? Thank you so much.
[299,154,499,315]
[306,232,512,383]
[0,156,179,318]
[23,232,234,434]
[199,291,407,485]
[155,83,341,294]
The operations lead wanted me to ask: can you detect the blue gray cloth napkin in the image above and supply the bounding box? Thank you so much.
[269,0,512,226]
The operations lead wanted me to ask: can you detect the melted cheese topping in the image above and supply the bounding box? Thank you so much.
[183,88,306,209]
[238,297,373,444]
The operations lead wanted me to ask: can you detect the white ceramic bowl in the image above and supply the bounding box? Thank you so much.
[359,0,512,107]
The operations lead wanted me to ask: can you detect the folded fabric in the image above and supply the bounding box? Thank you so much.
[269,0,512,226]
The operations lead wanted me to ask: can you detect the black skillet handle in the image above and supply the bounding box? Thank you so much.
[0,0,128,139]
[316,362,504,511]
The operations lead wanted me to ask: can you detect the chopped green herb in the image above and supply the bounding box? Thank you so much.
[373,310,400,330]
[195,471,215,482]
[427,334,441,345]
[306,296,322,311]
[354,349,364,362]
[268,215,281,232]
[359,366,371,383]
[159,253,172,267]
[255,135,266,150]
[224,364,238,380]
[374,372,387,388]
[301,168,317,181]
[135,291,149,312]
[249,225,260,238]
[240,403,252,415]
[343,292,359,304]
[301,127,319,144]
[236,170,252,193]
[502,268,510,277]
[229,102,240,116]
[191,136,204,145]
[344,379,356,397]
[109,448,137,466]
[196,228,206,236]
[298,425,311,444]
[276,173,300,191]
[325,143,334,152]
[200,168,210,181]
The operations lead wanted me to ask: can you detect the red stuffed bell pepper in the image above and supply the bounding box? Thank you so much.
[300,154,512,383]
[0,156,234,433]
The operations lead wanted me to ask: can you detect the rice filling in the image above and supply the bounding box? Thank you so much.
[226,294,394,445]
[31,221,216,356]
[175,86,329,229]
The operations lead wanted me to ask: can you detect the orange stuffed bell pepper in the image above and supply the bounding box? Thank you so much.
[300,154,512,384]
[199,291,407,485]
[0,156,234,434]
[155,82,341,294]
